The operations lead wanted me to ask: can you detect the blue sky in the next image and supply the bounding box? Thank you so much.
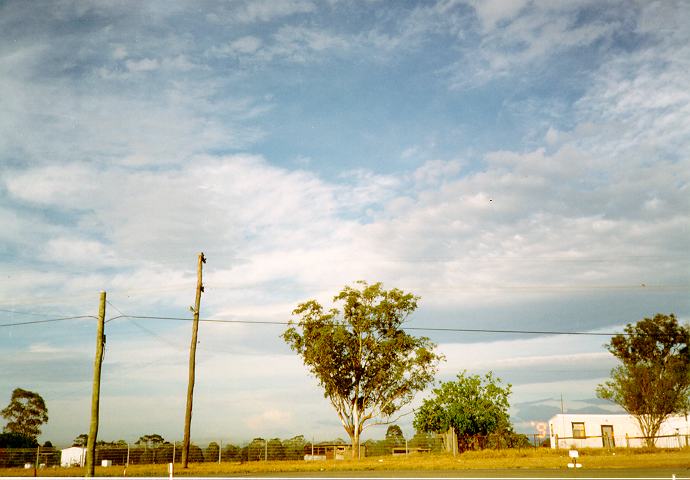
[1,0,689,447]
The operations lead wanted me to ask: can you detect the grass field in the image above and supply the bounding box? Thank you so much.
[2,448,690,477]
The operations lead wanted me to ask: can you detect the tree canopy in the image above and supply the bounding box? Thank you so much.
[413,371,512,451]
[1,388,48,440]
[135,434,166,448]
[72,433,89,447]
[596,313,690,447]
[385,424,405,448]
[0,432,38,448]
[282,281,443,458]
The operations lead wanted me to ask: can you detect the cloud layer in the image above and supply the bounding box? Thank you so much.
[1,0,688,445]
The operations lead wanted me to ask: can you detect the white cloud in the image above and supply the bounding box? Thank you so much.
[1,0,688,445]
[41,237,120,268]
[412,159,463,186]
[112,46,127,59]
[125,57,160,72]
[466,0,529,32]
[227,36,263,55]
[210,26,352,64]
[207,0,316,24]
[28,343,70,354]
[445,2,623,88]
[245,409,293,430]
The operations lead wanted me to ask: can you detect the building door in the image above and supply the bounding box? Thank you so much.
[602,425,615,448]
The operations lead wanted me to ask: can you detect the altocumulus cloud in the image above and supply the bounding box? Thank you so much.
[0,0,688,445]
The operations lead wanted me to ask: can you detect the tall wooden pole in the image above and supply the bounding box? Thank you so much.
[182,253,205,468]
[86,291,106,477]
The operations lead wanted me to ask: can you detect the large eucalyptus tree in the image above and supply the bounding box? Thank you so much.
[282,281,442,459]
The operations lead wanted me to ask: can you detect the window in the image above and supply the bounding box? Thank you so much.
[572,422,586,439]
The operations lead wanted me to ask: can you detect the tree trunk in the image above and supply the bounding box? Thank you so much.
[352,428,361,459]
[352,399,360,459]
[637,414,659,448]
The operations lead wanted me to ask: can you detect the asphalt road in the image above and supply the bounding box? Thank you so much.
[250,468,690,478]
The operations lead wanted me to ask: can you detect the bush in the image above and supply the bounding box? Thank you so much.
[0,433,37,448]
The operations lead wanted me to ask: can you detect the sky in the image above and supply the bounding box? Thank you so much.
[1,0,689,447]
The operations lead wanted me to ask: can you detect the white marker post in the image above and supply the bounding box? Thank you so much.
[567,449,582,468]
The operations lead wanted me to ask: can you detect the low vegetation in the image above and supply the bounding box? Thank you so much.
[1,448,689,477]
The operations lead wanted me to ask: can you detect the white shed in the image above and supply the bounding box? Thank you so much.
[548,413,690,449]
[60,447,86,467]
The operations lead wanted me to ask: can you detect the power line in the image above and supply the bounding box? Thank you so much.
[0,315,97,328]
[0,307,59,317]
[105,300,126,323]
[0,310,636,337]
[107,314,626,337]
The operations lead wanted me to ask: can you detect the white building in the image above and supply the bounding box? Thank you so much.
[548,413,690,449]
[60,447,86,467]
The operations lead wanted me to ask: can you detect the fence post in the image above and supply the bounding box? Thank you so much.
[625,433,629,448]
[125,444,130,476]
[34,445,40,477]
[405,439,408,456]
[264,439,267,462]
[218,440,222,464]
[554,434,558,449]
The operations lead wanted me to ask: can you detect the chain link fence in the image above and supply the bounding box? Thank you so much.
[0,447,61,469]
[0,432,557,470]
[2,432,688,473]
[5,430,689,470]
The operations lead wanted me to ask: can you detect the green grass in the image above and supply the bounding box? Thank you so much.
[2,448,690,477]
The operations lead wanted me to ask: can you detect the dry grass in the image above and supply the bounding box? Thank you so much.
[2,448,690,477]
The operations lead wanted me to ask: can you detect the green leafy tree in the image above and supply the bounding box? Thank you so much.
[267,438,285,460]
[246,438,266,461]
[282,281,443,459]
[135,434,165,448]
[1,388,48,440]
[206,442,220,462]
[597,313,690,447]
[283,435,306,460]
[362,438,387,457]
[0,432,38,448]
[222,443,241,461]
[413,371,512,452]
[72,433,88,447]
[188,444,204,463]
[385,424,405,451]
[408,430,438,451]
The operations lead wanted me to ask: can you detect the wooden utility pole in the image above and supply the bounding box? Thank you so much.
[182,252,205,468]
[86,291,106,477]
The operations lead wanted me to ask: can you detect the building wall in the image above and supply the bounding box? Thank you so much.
[548,414,690,449]
[60,447,86,467]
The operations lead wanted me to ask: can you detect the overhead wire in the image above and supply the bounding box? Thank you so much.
[0,306,642,336]
[0,307,60,317]
[105,300,126,323]
[107,304,186,350]
[0,311,630,336]
[102,314,627,336]
[0,315,97,328]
